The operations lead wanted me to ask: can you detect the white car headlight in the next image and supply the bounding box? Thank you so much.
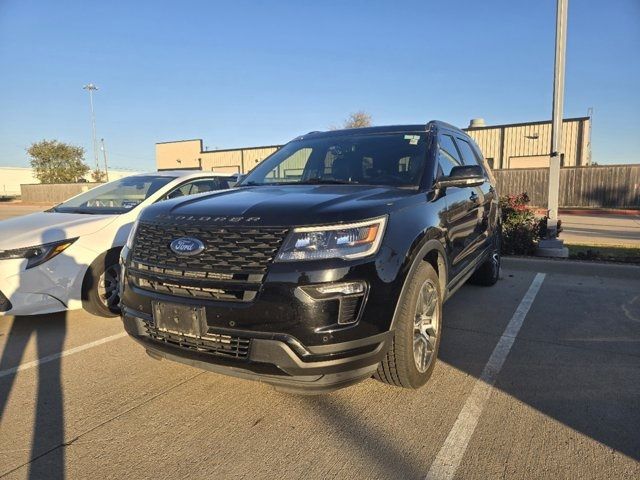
[125,219,140,250]
[276,216,387,262]
[0,238,77,269]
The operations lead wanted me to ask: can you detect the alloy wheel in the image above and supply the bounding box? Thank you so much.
[413,279,440,373]
[98,264,121,309]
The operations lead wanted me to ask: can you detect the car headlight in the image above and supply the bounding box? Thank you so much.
[125,219,140,250]
[0,238,77,269]
[276,216,387,262]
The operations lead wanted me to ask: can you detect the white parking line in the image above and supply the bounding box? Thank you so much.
[0,332,128,379]
[426,272,546,480]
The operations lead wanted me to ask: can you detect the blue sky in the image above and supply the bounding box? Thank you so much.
[0,0,638,170]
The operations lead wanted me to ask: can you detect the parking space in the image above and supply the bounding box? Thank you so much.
[0,258,639,479]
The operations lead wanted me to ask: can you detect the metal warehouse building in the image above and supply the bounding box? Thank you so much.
[464,117,591,169]
[155,117,591,173]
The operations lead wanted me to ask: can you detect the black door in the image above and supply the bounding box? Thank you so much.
[455,135,495,252]
[436,133,483,280]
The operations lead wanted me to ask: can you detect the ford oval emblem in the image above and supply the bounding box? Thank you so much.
[170,237,205,256]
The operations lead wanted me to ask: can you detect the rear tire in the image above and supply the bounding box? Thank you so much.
[82,250,121,318]
[469,234,501,287]
[374,261,442,389]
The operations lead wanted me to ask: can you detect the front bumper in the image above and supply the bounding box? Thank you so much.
[0,246,92,316]
[122,307,392,393]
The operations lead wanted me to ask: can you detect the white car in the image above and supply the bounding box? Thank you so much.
[0,170,237,318]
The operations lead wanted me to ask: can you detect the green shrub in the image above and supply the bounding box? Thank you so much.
[499,193,541,255]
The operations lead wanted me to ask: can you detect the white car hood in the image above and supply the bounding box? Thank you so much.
[0,211,118,250]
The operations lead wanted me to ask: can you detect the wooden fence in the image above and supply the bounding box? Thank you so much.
[18,165,640,209]
[20,183,102,203]
[493,164,640,209]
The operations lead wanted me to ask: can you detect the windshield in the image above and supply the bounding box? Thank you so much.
[242,132,428,188]
[53,175,176,214]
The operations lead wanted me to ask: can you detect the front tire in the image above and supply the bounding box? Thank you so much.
[374,261,442,389]
[82,250,121,318]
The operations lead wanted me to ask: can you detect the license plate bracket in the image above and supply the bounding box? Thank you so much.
[152,302,206,338]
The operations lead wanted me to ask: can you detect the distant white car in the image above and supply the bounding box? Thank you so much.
[0,170,236,317]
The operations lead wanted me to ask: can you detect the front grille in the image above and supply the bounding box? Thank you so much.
[130,222,288,302]
[133,222,288,274]
[145,324,251,359]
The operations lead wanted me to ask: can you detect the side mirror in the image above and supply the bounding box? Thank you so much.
[435,165,485,189]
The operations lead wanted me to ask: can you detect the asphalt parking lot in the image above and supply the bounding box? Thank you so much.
[1,257,638,479]
[0,204,47,220]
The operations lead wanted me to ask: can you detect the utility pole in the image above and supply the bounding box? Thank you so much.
[83,83,100,172]
[537,0,569,257]
[587,107,593,165]
[100,138,110,182]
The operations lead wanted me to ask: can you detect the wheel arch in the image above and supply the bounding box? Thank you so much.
[81,246,123,301]
[389,235,448,330]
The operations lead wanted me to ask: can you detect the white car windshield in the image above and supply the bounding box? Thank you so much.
[52,175,176,214]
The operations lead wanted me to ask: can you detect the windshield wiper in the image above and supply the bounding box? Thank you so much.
[297,178,358,185]
[241,178,358,186]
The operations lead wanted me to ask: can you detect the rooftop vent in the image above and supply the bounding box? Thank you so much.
[469,118,486,128]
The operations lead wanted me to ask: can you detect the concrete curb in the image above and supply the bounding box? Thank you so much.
[533,207,640,217]
[503,256,640,279]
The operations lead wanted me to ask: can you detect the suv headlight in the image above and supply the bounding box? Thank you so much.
[0,238,77,269]
[276,216,387,262]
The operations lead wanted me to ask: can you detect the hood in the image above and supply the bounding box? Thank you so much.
[141,185,421,227]
[0,211,117,250]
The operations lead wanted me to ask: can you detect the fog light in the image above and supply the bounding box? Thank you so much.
[316,281,365,296]
[297,281,367,326]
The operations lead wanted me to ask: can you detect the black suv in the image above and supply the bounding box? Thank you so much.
[120,122,500,393]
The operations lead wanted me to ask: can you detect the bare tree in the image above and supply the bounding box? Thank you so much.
[330,111,373,130]
[91,168,107,182]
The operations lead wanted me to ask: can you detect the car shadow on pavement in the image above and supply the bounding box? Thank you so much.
[299,395,424,479]
[0,313,66,480]
[438,271,640,463]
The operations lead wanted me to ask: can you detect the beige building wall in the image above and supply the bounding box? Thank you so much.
[155,140,204,170]
[0,167,38,196]
[465,117,590,169]
[156,140,279,174]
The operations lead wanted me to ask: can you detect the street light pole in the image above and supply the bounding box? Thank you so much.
[547,0,568,238]
[83,83,100,172]
[100,138,110,182]
[538,0,569,257]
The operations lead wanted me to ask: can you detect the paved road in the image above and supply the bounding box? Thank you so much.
[0,204,48,220]
[559,213,640,246]
[1,258,638,479]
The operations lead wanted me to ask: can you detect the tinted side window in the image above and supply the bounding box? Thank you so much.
[188,179,225,193]
[164,178,225,200]
[437,148,461,177]
[456,138,481,167]
[439,134,462,163]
